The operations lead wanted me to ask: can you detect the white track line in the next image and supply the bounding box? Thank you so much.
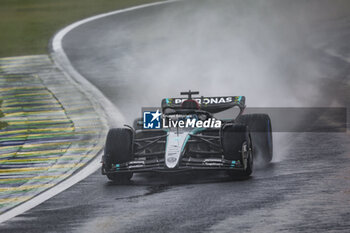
[0,154,102,224]
[51,0,179,127]
[0,0,176,224]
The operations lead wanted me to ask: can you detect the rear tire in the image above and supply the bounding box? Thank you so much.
[104,128,134,182]
[237,114,273,163]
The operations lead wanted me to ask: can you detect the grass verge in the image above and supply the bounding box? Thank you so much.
[0,0,161,57]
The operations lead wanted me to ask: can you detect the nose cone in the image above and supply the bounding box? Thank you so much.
[165,131,188,168]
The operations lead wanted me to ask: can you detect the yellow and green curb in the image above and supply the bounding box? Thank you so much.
[0,55,108,214]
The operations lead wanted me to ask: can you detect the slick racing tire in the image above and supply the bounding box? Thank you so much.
[104,128,133,182]
[237,114,273,163]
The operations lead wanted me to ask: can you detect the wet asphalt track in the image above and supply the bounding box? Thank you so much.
[2,0,350,232]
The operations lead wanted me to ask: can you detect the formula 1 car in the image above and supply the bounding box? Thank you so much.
[102,91,273,182]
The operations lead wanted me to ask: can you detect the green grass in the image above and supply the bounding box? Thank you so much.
[0,0,161,57]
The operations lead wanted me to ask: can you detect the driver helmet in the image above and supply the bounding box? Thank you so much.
[181,99,200,109]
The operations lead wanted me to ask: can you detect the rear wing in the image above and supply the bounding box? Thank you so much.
[161,96,246,113]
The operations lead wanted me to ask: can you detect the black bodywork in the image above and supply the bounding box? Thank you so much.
[102,93,252,175]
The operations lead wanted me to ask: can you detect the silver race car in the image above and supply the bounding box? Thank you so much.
[102,91,272,182]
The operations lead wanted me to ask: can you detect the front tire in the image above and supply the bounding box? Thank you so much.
[222,124,253,177]
[104,128,134,182]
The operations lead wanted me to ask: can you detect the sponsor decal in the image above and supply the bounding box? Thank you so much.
[173,97,233,105]
[234,96,242,103]
[163,117,221,128]
[204,158,224,166]
[143,109,222,129]
[167,157,177,163]
[143,110,162,129]
[128,161,145,168]
[165,98,173,104]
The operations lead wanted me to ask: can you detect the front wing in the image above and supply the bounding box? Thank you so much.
[102,157,245,174]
